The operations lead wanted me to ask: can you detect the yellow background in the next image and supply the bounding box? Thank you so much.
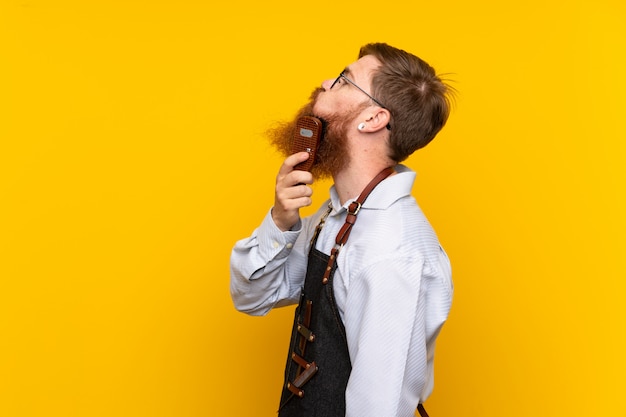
[1,1,624,416]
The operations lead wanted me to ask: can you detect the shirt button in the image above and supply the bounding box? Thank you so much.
[272,241,279,248]
[286,243,293,249]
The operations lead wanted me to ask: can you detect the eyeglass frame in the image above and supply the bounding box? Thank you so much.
[330,70,392,130]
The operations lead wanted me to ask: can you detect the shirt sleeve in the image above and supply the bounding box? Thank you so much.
[344,253,428,417]
[229,209,308,316]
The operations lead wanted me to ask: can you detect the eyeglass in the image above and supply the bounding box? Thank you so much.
[330,70,392,130]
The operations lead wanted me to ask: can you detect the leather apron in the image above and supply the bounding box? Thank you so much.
[276,168,430,417]
[278,168,395,417]
[278,204,351,417]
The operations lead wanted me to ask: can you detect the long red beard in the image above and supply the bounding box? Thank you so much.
[266,88,363,179]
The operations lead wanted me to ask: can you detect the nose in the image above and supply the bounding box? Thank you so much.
[321,77,335,91]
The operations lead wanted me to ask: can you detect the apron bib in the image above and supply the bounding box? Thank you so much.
[278,167,395,417]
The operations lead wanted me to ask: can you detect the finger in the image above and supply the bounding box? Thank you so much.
[275,194,313,212]
[278,152,310,176]
[290,170,314,186]
[275,182,312,206]
[277,183,313,201]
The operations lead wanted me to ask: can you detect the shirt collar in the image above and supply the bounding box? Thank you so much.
[328,164,416,215]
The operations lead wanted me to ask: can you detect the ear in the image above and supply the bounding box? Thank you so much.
[360,107,391,133]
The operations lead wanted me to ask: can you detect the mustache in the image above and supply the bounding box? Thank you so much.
[309,87,324,101]
[293,88,324,119]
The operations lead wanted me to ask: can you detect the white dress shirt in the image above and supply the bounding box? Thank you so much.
[230,165,453,417]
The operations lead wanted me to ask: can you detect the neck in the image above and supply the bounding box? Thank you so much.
[332,161,395,206]
[331,129,396,205]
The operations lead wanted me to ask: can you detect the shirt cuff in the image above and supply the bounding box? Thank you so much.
[256,209,301,262]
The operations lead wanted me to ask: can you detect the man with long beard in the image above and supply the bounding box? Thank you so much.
[230,43,455,417]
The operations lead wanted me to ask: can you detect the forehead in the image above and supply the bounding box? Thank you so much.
[344,55,381,84]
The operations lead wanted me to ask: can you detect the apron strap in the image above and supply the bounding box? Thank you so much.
[322,166,395,284]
